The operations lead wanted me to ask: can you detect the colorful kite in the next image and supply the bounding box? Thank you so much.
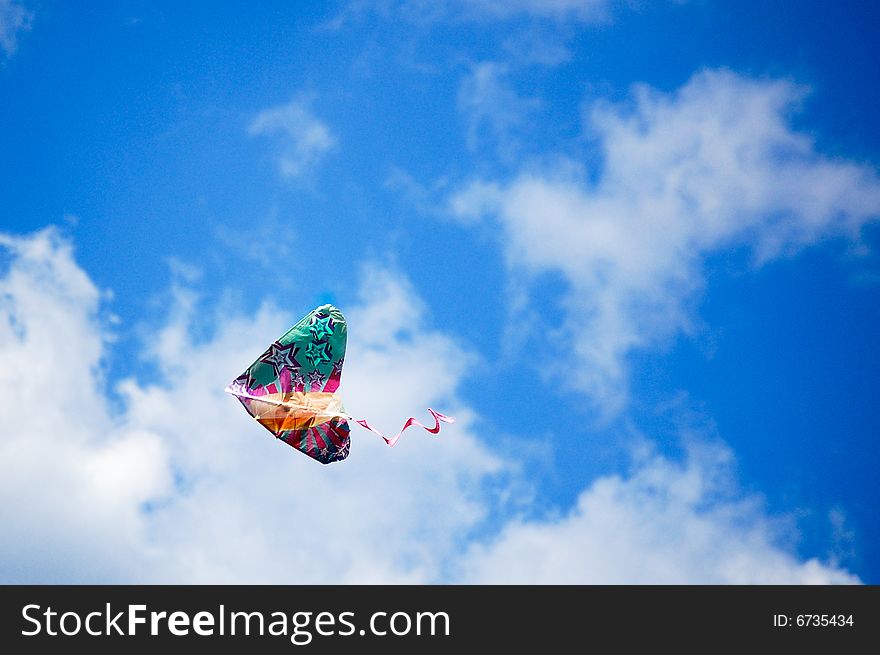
[225,304,454,464]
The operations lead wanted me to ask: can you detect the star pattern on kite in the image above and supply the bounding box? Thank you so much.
[291,371,306,389]
[259,342,300,376]
[229,373,249,393]
[309,314,335,341]
[305,340,332,367]
[332,358,344,375]
[308,369,325,389]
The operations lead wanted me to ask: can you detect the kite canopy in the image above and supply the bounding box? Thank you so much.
[226,304,455,464]
[226,304,351,464]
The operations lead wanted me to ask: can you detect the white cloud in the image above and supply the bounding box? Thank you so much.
[384,167,451,219]
[0,0,31,57]
[460,0,611,22]
[460,440,860,583]
[249,97,336,179]
[0,229,172,581]
[450,69,880,412]
[458,61,541,157]
[0,228,499,583]
[0,228,858,583]
[501,28,573,67]
[325,0,611,28]
[213,207,298,266]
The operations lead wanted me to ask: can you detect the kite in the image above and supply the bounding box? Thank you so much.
[225,304,454,464]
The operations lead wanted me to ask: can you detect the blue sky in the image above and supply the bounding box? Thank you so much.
[1,0,878,583]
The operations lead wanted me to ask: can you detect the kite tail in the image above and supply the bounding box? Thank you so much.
[354,408,455,447]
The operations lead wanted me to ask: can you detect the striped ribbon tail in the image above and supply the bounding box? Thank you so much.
[354,409,455,447]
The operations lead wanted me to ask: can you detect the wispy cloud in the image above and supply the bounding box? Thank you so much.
[0,0,31,58]
[459,0,612,22]
[450,69,880,413]
[0,228,858,583]
[461,440,860,583]
[458,61,541,158]
[213,206,298,267]
[328,0,612,27]
[385,167,451,218]
[249,97,337,179]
